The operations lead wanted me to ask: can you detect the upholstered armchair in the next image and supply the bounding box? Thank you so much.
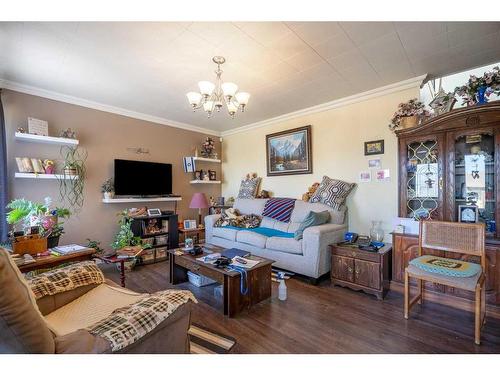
[0,249,195,354]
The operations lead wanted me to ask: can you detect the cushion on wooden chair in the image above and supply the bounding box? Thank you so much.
[409,255,481,277]
[407,263,481,291]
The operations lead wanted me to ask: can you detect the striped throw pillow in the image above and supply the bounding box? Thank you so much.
[309,176,355,210]
[262,198,296,223]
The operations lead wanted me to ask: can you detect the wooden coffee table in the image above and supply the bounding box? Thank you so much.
[168,245,274,317]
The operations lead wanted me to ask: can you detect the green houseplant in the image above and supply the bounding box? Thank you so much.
[101,178,114,200]
[6,197,71,248]
[58,145,87,212]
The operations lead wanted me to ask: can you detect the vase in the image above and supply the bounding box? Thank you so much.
[370,221,384,242]
[104,191,114,200]
[47,235,60,249]
[476,86,488,105]
[400,115,419,129]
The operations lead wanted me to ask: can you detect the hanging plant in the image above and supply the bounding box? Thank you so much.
[58,145,87,212]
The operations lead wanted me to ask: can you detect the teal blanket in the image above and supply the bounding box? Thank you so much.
[224,226,294,238]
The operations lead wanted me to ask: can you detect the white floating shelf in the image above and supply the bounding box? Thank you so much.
[192,156,221,163]
[190,180,221,184]
[102,197,182,204]
[15,172,79,180]
[15,132,79,146]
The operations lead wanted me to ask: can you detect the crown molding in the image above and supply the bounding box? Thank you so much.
[0,79,221,136]
[221,75,426,137]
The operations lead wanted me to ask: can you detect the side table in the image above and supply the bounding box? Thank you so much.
[93,255,132,287]
[330,243,392,300]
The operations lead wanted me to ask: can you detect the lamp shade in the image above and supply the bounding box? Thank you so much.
[189,193,209,209]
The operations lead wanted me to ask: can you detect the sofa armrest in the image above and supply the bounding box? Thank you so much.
[204,214,221,243]
[302,223,348,277]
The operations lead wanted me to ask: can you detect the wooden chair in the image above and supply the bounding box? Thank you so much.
[404,220,486,345]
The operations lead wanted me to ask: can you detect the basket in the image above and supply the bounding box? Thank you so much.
[155,246,168,262]
[155,235,168,246]
[187,271,216,287]
[400,115,419,129]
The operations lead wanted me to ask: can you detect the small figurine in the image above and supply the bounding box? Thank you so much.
[60,128,77,139]
[256,190,271,199]
[201,137,216,158]
[302,182,320,202]
[209,196,216,207]
[43,159,55,174]
[17,127,26,133]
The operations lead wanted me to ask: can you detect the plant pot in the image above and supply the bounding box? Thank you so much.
[400,115,419,129]
[103,191,114,200]
[63,167,78,176]
[47,235,60,249]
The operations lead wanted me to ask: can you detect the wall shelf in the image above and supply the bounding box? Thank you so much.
[15,172,78,180]
[192,156,221,163]
[102,197,182,204]
[15,132,79,146]
[190,180,221,184]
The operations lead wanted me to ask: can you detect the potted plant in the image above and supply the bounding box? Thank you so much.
[59,145,87,212]
[6,197,71,248]
[111,210,151,271]
[454,66,500,106]
[389,98,429,132]
[101,178,114,200]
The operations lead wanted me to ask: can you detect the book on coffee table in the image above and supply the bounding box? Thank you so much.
[220,248,250,259]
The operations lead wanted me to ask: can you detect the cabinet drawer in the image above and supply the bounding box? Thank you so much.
[331,255,354,283]
[175,256,224,284]
[354,259,381,290]
[332,246,380,263]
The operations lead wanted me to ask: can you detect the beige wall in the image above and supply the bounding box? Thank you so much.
[222,87,419,241]
[3,90,221,249]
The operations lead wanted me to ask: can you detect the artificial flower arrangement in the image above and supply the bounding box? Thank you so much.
[389,98,430,131]
[454,66,500,106]
[201,137,216,158]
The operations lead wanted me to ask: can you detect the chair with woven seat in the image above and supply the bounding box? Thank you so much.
[404,220,486,345]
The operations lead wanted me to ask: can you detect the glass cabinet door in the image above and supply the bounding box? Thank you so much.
[406,140,441,220]
[454,133,495,237]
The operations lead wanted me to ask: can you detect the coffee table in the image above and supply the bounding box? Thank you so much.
[168,245,274,317]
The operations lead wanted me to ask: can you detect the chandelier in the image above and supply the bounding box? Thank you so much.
[186,56,250,119]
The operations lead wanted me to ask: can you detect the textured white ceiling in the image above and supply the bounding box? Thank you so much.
[1,22,500,132]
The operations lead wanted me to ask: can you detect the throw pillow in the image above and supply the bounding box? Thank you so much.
[237,177,261,199]
[309,175,355,210]
[294,210,330,240]
[262,198,296,223]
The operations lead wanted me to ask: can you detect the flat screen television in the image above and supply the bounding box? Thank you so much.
[114,159,172,196]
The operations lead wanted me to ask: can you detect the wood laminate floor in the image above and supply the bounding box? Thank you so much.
[101,261,500,354]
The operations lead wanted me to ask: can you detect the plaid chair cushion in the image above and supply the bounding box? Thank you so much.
[87,289,197,352]
[26,261,104,300]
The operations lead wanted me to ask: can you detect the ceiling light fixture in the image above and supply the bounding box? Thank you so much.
[186,56,250,119]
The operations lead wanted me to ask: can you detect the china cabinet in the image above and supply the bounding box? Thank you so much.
[394,102,500,309]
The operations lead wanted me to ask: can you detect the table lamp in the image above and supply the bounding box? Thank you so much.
[189,193,209,227]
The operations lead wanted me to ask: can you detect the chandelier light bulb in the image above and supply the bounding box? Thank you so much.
[203,100,214,113]
[235,92,250,111]
[186,92,202,108]
[222,82,238,99]
[227,102,238,118]
[198,81,215,97]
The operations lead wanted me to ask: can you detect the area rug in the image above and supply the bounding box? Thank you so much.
[189,324,236,354]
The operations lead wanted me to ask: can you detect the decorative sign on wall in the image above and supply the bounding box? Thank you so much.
[28,117,49,136]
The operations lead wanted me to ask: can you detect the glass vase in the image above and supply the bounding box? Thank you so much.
[476,86,488,105]
[370,221,385,242]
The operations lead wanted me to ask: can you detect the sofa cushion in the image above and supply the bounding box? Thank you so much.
[309,175,356,210]
[212,227,239,242]
[237,177,261,198]
[294,210,330,240]
[236,230,268,248]
[0,248,55,353]
[266,237,303,255]
[262,198,295,223]
[233,198,268,215]
[44,283,144,337]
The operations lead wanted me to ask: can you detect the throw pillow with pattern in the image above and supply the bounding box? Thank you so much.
[237,177,261,199]
[309,175,355,210]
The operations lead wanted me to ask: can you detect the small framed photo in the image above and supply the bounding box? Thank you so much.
[147,208,162,217]
[368,158,381,169]
[183,219,197,229]
[208,170,217,181]
[364,139,384,156]
[376,169,390,181]
[194,170,202,180]
[359,170,371,183]
[458,205,478,223]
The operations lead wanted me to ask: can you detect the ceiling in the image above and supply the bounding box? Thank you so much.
[1,22,500,133]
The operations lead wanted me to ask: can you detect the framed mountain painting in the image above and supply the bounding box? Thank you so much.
[266,125,312,176]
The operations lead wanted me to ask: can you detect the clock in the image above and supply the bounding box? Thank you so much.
[458,205,478,223]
